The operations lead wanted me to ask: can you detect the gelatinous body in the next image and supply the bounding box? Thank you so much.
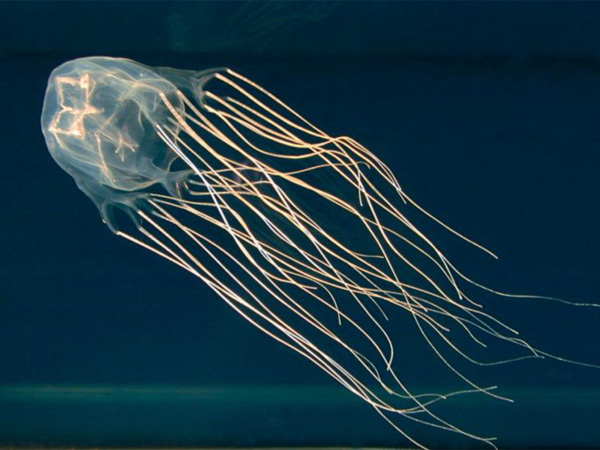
[41,57,594,448]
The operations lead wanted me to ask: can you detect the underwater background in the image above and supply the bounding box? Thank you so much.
[1,1,600,448]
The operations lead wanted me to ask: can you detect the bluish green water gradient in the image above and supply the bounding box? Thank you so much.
[2,385,600,448]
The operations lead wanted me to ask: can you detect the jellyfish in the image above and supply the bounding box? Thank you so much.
[40,57,596,449]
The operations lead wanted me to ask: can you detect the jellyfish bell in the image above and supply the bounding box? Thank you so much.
[41,57,196,230]
[41,56,598,449]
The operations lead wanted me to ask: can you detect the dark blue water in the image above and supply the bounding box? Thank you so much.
[1,2,600,448]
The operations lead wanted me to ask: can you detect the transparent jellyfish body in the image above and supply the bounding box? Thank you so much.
[41,57,597,449]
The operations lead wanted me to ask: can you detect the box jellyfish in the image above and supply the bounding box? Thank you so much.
[40,57,596,448]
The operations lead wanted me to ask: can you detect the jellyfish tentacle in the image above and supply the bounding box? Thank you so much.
[153,121,505,444]
[153,103,519,443]
[190,84,470,304]
[138,195,500,449]
[159,84,547,387]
